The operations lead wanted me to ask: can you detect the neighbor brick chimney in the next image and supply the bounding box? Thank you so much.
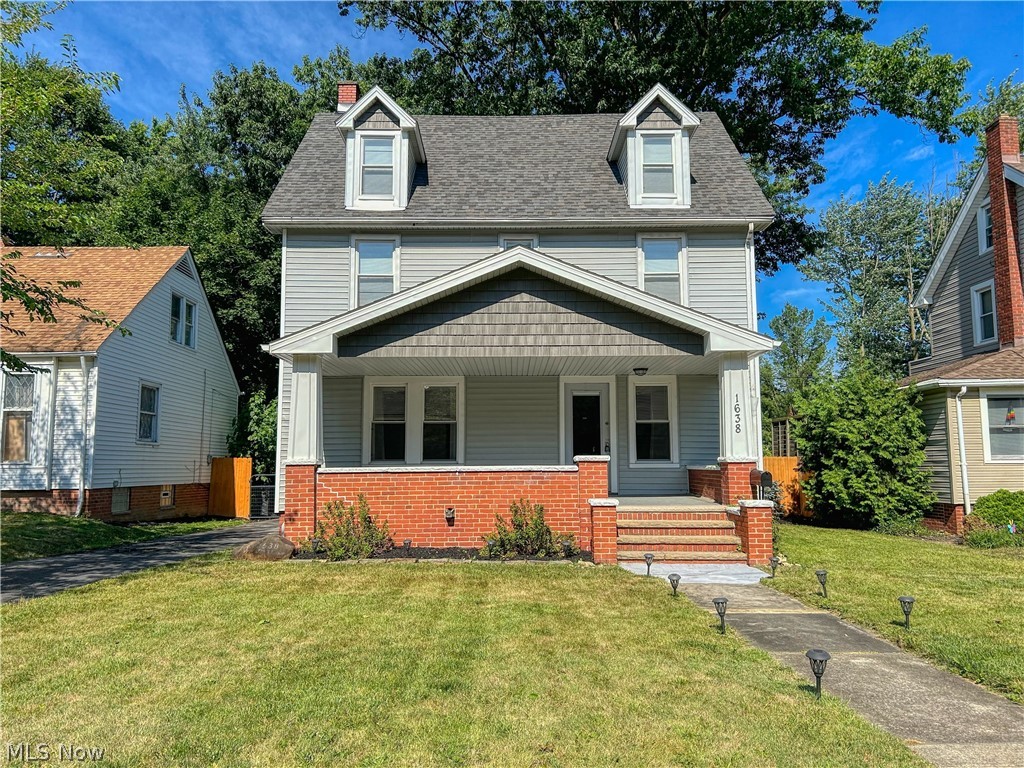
[985,115,1024,348]
[337,81,359,114]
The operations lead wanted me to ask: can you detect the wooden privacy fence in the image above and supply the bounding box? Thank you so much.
[209,457,252,518]
[763,456,809,517]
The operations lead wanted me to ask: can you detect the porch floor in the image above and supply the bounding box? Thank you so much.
[614,495,726,512]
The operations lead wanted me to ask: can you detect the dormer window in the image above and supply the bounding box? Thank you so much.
[640,134,675,197]
[359,135,397,199]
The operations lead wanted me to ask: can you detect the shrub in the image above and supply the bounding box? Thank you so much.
[481,498,579,559]
[964,526,1023,549]
[227,391,277,475]
[794,363,934,531]
[974,490,1024,529]
[301,495,392,560]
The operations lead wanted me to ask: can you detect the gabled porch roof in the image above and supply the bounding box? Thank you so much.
[268,246,776,362]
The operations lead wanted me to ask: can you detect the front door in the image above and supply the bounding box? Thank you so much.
[572,394,602,456]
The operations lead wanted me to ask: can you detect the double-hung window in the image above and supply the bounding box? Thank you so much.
[360,135,396,199]
[640,237,684,302]
[366,379,463,465]
[138,384,160,443]
[171,294,196,348]
[2,373,34,463]
[629,377,678,466]
[640,134,675,197]
[355,239,398,306]
[982,393,1024,462]
[971,280,997,346]
[978,203,994,253]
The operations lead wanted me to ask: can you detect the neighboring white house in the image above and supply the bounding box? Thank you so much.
[1,246,240,521]
[261,83,778,564]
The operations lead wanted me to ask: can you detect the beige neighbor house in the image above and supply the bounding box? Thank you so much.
[906,116,1024,534]
[262,83,779,565]
[0,247,240,521]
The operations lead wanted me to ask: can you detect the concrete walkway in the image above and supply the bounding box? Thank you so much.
[0,518,278,603]
[681,582,1024,768]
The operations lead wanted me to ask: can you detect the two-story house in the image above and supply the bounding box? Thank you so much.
[907,115,1024,534]
[262,83,778,565]
[1,246,240,521]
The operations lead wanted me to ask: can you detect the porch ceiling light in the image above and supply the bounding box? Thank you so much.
[668,573,681,596]
[644,552,655,575]
[712,597,728,633]
[898,596,916,629]
[769,556,780,578]
[632,367,649,377]
[805,649,831,700]
[815,569,828,598]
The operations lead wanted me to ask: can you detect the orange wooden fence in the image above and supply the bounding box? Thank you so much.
[763,456,809,517]
[209,457,252,518]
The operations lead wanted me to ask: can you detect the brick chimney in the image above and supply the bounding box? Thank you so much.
[337,81,359,114]
[985,115,1024,348]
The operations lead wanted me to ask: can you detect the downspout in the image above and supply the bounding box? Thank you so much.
[954,386,972,517]
[74,355,91,517]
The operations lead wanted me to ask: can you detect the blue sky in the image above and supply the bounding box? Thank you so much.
[22,1,1024,332]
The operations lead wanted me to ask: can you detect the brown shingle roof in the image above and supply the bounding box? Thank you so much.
[902,348,1024,386]
[1,246,189,354]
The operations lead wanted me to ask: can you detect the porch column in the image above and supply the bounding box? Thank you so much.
[288,354,323,464]
[718,353,759,505]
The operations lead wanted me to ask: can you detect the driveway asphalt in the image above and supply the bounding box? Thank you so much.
[681,582,1024,768]
[0,518,278,603]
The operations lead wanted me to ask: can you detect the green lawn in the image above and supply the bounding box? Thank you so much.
[0,511,245,562]
[0,559,923,767]
[770,523,1024,703]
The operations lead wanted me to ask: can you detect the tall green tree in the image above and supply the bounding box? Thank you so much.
[802,176,932,374]
[340,0,972,273]
[761,303,833,423]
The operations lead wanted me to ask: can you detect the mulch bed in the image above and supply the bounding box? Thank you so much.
[292,546,594,563]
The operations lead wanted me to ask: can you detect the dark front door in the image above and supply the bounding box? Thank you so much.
[572,394,602,456]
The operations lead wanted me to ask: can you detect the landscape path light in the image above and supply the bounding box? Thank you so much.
[816,569,828,598]
[644,552,655,576]
[898,596,916,629]
[668,573,681,596]
[403,539,412,555]
[769,556,780,578]
[805,649,831,700]
[712,597,728,633]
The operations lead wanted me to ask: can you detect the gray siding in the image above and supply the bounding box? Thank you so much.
[399,233,495,289]
[465,377,560,464]
[284,233,349,334]
[91,263,239,488]
[911,185,998,374]
[615,374,720,495]
[637,101,682,129]
[688,230,751,328]
[920,389,952,503]
[336,270,703,359]
[541,232,638,287]
[354,105,399,129]
[323,376,362,466]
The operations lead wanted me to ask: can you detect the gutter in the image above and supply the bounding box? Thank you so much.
[261,215,775,233]
[74,355,92,517]
[907,378,1024,390]
[954,386,972,517]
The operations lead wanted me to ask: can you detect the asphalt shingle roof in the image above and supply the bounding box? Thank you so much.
[1,246,189,353]
[262,111,774,226]
[903,348,1024,386]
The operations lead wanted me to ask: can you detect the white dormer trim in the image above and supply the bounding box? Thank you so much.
[607,83,701,163]
[629,129,691,209]
[335,86,426,162]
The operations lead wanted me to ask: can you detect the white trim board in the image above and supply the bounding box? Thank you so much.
[558,375,618,493]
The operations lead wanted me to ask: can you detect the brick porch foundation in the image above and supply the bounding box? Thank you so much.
[0,484,210,522]
[282,457,620,563]
[923,502,965,536]
[730,499,774,566]
[687,461,757,506]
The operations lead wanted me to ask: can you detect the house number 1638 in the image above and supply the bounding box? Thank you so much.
[734,394,743,434]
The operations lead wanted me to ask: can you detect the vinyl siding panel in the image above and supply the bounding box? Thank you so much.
[49,359,97,489]
[399,233,495,289]
[91,265,239,488]
[284,233,350,333]
[687,230,751,328]
[919,389,952,503]
[615,374,719,495]
[541,232,638,287]
[323,376,362,466]
[911,187,997,374]
[465,377,560,464]
[949,389,1024,504]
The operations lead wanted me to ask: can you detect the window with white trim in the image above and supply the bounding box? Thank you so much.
[628,376,678,465]
[355,239,398,306]
[2,373,34,463]
[640,134,675,197]
[365,379,464,465]
[971,280,997,346]
[358,134,396,200]
[138,384,160,443]
[978,203,994,253]
[371,386,406,462]
[640,237,683,302]
[983,394,1023,461]
[170,293,196,348]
